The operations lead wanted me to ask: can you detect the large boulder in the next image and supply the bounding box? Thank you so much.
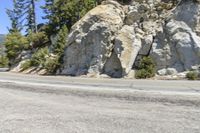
[150,0,200,75]
[114,25,141,76]
[103,25,142,77]
[61,1,125,76]
[60,0,200,78]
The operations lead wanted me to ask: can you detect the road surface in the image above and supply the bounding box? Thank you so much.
[0,72,200,133]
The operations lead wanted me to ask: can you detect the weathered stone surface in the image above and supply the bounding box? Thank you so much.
[151,1,200,74]
[61,2,125,76]
[103,25,141,78]
[139,35,153,55]
[103,51,122,78]
[60,0,200,78]
[113,25,141,76]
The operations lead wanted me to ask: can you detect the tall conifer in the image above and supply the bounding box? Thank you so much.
[14,0,38,33]
[7,0,22,32]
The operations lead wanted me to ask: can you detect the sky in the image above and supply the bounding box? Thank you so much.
[0,0,46,34]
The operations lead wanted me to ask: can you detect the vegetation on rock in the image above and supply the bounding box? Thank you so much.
[0,56,8,67]
[135,56,156,79]
[186,71,199,80]
[5,0,100,74]
[4,31,29,66]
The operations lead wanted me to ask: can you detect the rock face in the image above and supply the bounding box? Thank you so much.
[61,0,200,77]
[103,25,142,77]
[151,1,200,75]
[61,1,125,76]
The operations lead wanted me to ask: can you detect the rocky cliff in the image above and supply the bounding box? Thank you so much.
[60,0,200,78]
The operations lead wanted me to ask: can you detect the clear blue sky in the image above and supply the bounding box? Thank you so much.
[0,0,45,34]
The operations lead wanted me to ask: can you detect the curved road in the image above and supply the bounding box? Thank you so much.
[0,72,200,133]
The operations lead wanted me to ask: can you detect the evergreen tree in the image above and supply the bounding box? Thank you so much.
[42,0,97,34]
[28,0,38,33]
[53,25,68,55]
[6,0,22,32]
[42,0,56,36]
[42,0,54,21]
[14,0,38,33]
[4,31,29,66]
[49,25,68,73]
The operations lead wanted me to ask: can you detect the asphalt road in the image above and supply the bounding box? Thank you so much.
[0,72,200,133]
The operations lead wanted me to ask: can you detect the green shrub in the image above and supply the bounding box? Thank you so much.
[53,25,68,55]
[44,56,60,74]
[0,55,8,67]
[4,31,29,66]
[42,25,68,74]
[20,51,60,74]
[186,71,199,80]
[20,48,50,71]
[27,31,48,48]
[135,56,156,79]
[31,47,49,67]
[20,60,32,71]
[30,47,61,74]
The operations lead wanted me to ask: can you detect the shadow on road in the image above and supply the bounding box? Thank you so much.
[0,68,9,72]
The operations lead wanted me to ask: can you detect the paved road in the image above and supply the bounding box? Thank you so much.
[0,72,200,133]
[0,68,9,72]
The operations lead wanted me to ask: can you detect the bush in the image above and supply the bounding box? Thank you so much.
[16,25,67,74]
[20,48,49,71]
[20,60,32,71]
[44,56,60,74]
[4,31,29,66]
[0,55,8,67]
[186,71,199,80]
[31,47,49,67]
[53,25,68,55]
[30,47,61,74]
[135,56,156,79]
[27,31,48,48]
[42,25,68,74]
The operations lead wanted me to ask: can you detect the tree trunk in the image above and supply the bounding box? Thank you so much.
[31,0,37,33]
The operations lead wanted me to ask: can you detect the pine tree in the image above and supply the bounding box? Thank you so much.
[42,0,54,21]
[42,0,97,34]
[14,0,38,33]
[42,0,56,36]
[51,25,68,73]
[6,0,22,32]
[53,25,68,55]
[27,0,38,33]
